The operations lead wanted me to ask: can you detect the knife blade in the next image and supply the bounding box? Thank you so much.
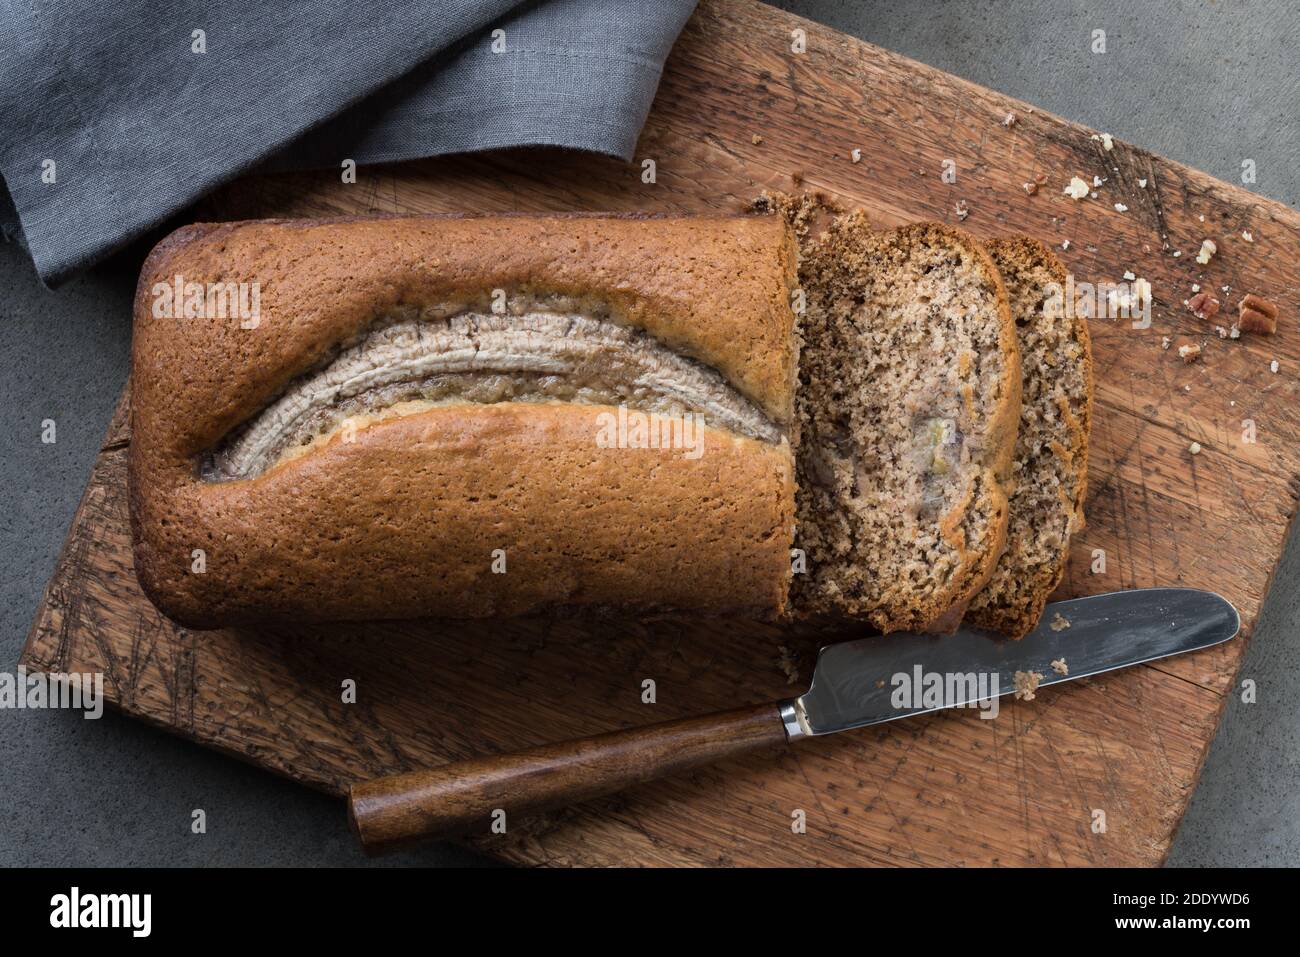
[782,586,1240,737]
[348,587,1239,854]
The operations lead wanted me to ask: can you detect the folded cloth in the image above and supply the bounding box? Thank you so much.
[0,0,696,287]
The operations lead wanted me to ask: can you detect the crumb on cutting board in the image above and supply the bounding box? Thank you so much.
[1051,658,1069,676]
[1050,612,1071,632]
[776,645,799,685]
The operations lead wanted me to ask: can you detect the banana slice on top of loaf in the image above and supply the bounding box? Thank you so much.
[793,217,1022,633]
[966,237,1094,638]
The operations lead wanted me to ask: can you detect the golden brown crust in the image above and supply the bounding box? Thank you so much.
[131,213,798,463]
[967,236,1093,638]
[133,403,795,627]
[130,214,798,627]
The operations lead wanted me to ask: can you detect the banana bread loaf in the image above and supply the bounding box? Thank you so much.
[130,211,1024,632]
[129,214,800,626]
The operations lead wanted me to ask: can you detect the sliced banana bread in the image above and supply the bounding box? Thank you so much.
[793,217,1021,632]
[966,237,1093,638]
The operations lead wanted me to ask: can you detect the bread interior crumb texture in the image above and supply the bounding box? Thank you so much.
[792,215,1019,631]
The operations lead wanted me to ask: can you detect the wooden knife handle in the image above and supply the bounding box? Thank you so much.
[347,702,789,855]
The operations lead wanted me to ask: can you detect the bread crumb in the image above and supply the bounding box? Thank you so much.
[1271,359,1280,374]
[750,190,845,243]
[851,148,862,163]
[1050,612,1071,632]
[1050,658,1069,676]
[1064,176,1090,200]
[1114,203,1129,213]
[1138,178,1148,188]
[955,200,970,220]
[1189,441,1202,455]
[1242,230,1254,242]
[1215,325,1228,339]
[1123,270,1136,281]
[1195,239,1217,265]
[1014,670,1044,701]
[1099,132,1114,151]
[1061,240,1070,251]
[1161,336,1170,350]
[1093,175,1104,188]
[1178,343,1201,363]
[776,645,799,685]
[751,134,763,145]
[1003,111,1017,127]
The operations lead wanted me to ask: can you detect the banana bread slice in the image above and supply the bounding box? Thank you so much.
[793,217,1021,632]
[966,237,1093,638]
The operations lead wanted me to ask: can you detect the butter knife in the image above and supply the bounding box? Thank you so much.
[347,587,1239,855]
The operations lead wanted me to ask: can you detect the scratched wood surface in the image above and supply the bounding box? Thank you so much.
[21,0,1300,866]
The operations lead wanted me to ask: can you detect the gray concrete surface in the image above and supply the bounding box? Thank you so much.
[1,0,1296,867]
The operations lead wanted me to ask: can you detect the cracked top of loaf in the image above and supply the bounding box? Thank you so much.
[130,212,800,475]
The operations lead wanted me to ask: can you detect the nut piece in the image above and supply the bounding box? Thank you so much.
[1195,239,1217,265]
[1187,291,1221,320]
[1238,294,1279,334]
[1178,343,1202,363]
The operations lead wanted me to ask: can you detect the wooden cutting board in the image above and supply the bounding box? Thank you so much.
[22,0,1300,866]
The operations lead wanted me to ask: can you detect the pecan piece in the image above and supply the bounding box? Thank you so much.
[1187,291,1221,320]
[1237,294,1279,334]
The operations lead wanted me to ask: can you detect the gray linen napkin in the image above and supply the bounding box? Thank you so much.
[0,0,696,287]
